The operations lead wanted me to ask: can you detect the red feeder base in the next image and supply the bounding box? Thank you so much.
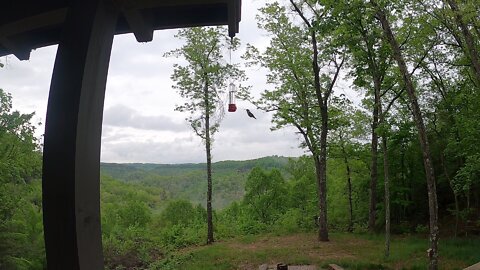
[228,104,237,112]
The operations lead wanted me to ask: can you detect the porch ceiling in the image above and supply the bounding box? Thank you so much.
[0,0,241,59]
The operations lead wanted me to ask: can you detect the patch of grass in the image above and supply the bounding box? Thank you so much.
[386,237,428,265]
[236,234,258,244]
[165,233,479,270]
[441,237,480,265]
[155,245,235,270]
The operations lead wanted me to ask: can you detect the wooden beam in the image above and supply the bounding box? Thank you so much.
[42,0,118,269]
[0,8,67,38]
[0,0,241,58]
[122,0,228,10]
[0,8,67,60]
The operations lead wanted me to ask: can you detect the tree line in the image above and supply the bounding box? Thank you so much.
[170,1,480,269]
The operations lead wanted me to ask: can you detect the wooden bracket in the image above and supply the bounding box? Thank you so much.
[113,0,154,42]
[0,37,31,61]
[123,9,154,42]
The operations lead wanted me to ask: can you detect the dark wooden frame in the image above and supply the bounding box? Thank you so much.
[1,0,240,269]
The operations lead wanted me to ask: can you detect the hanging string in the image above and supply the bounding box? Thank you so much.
[229,37,233,68]
[229,38,233,90]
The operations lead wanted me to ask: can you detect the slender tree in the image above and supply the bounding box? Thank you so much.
[419,0,480,235]
[166,27,247,244]
[329,96,369,232]
[246,1,345,241]
[289,0,346,241]
[371,1,440,268]
[326,0,395,234]
[378,88,404,257]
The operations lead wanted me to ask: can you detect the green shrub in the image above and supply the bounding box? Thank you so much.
[273,209,303,234]
[415,224,428,234]
[103,227,163,270]
[159,224,206,248]
[160,200,197,227]
[352,223,368,234]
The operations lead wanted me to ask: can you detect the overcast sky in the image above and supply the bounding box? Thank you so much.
[0,0,316,164]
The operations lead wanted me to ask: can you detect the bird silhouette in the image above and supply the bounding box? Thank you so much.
[246,109,256,119]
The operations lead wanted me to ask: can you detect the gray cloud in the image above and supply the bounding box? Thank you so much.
[103,104,187,131]
[108,31,183,79]
[100,126,305,164]
[101,136,206,164]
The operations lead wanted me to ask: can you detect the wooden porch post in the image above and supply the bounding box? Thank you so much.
[42,0,118,269]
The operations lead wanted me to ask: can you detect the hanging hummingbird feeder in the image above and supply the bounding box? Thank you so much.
[228,82,237,112]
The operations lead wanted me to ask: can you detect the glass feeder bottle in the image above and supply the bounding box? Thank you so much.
[228,82,237,112]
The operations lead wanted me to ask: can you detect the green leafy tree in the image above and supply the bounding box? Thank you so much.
[160,200,196,227]
[371,1,440,267]
[444,0,480,85]
[329,95,369,232]
[0,89,41,183]
[246,1,345,242]
[0,89,44,269]
[244,167,288,224]
[333,0,393,232]
[166,26,248,244]
[418,0,480,237]
[0,88,40,225]
[286,157,318,230]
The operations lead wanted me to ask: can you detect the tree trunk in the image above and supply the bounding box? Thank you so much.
[440,152,459,237]
[314,152,328,241]
[454,193,459,237]
[446,0,480,85]
[289,0,330,242]
[206,129,214,245]
[318,106,329,241]
[204,79,214,245]
[346,157,354,233]
[466,190,470,210]
[379,96,391,258]
[382,135,391,257]
[374,4,439,269]
[369,79,380,232]
[358,21,383,233]
[341,142,354,232]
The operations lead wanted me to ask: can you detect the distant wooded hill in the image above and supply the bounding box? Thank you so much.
[100,156,293,209]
